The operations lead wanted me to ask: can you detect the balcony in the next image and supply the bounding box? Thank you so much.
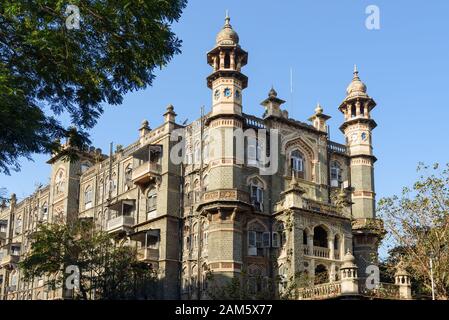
[132,162,161,186]
[0,253,20,267]
[303,246,330,259]
[106,215,135,234]
[137,247,159,262]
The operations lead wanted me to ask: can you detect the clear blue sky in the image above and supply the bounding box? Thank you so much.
[2,0,449,207]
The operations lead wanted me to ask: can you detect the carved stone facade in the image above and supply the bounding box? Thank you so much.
[1,15,407,301]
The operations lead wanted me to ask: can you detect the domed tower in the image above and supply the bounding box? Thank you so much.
[207,13,248,118]
[338,66,384,277]
[340,251,359,295]
[199,14,251,289]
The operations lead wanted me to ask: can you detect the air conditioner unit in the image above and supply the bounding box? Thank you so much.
[331,180,339,187]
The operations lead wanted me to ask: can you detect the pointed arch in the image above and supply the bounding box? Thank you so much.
[284,137,316,181]
[246,174,267,190]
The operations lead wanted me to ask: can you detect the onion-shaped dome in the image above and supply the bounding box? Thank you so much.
[342,250,358,269]
[345,65,368,99]
[216,15,239,46]
[315,102,323,115]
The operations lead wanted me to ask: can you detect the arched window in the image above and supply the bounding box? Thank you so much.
[247,138,264,167]
[54,169,65,195]
[184,183,192,206]
[15,217,22,235]
[192,223,198,249]
[313,226,328,248]
[84,185,93,209]
[201,221,208,249]
[250,179,264,212]
[334,234,341,260]
[146,188,157,213]
[111,172,117,194]
[41,202,48,221]
[303,229,308,245]
[247,220,269,257]
[10,271,18,288]
[98,179,104,203]
[314,264,329,285]
[291,150,305,178]
[330,161,342,187]
[351,105,356,117]
[194,179,201,203]
[124,164,133,191]
[224,53,231,69]
[203,175,209,192]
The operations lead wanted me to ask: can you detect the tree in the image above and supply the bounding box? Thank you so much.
[20,219,158,300]
[0,0,187,174]
[378,246,428,298]
[378,163,449,299]
[206,271,276,300]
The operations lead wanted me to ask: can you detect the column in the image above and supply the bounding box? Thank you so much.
[328,236,334,260]
[307,234,314,257]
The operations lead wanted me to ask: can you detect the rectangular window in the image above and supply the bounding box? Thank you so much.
[11,246,20,256]
[251,186,263,211]
[248,144,257,165]
[272,232,280,248]
[14,220,22,235]
[248,231,256,247]
[256,232,263,248]
[262,232,271,248]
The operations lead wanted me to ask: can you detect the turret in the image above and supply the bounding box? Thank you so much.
[206,14,248,119]
[309,103,331,132]
[340,251,359,296]
[339,65,384,276]
[260,87,286,119]
[395,262,412,300]
[139,120,151,138]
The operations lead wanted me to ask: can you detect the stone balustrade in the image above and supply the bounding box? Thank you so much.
[298,281,342,300]
[303,245,331,259]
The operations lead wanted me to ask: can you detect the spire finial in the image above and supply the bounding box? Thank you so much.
[225,10,230,26]
[315,102,323,114]
[353,64,359,78]
[268,86,277,98]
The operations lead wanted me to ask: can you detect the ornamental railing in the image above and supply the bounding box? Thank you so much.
[327,141,348,155]
[298,281,342,300]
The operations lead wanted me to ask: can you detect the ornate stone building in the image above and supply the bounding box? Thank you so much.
[0,15,410,300]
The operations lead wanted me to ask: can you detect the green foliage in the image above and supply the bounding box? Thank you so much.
[378,162,449,299]
[379,246,428,298]
[19,219,157,299]
[0,0,187,174]
[206,271,275,300]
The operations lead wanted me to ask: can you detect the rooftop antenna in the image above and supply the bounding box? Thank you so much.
[290,67,294,110]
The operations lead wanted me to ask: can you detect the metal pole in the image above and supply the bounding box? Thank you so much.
[430,257,435,300]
